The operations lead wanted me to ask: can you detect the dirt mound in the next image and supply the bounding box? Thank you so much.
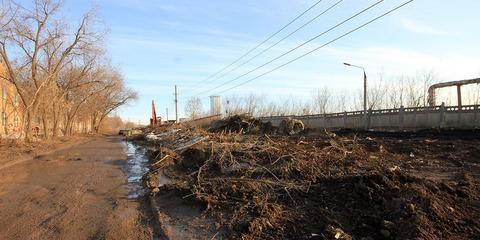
[295,171,478,240]
[180,147,209,170]
[210,115,277,134]
[279,117,305,135]
[210,115,307,136]
[138,129,480,239]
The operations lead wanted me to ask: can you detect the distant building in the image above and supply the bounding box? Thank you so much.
[210,95,221,116]
[0,60,23,137]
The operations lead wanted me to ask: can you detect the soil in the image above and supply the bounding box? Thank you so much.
[0,136,91,170]
[139,126,480,240]
[0,136,155,240]
[1,125,479,240]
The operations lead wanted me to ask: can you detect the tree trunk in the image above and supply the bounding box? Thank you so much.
[65,115,72,136]
[52,112,58,138]
[52,101,58,138]
[42,111,49,140]
[90,113,98,134]
[25,110,33,141]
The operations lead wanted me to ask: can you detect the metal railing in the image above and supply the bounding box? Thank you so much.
[259,104,480,130]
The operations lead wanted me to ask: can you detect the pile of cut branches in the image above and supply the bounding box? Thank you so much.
[141,129,480,239]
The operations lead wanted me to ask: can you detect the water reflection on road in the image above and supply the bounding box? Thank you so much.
[123,141,150,199]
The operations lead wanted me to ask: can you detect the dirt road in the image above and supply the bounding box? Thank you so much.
[0,136,154,240]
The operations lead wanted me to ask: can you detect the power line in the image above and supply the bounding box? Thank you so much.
[216,0,415,95]
[190,0,344,96]
[197,0,385,96]
[185,0,325,91]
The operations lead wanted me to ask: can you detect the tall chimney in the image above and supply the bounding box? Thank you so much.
[210,96,221,116]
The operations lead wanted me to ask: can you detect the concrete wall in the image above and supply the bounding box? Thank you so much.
[260,104,480,130]
[184,114,222,128]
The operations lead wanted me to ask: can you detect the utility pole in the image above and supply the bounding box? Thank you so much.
[364,71,367,120]
[174,85,179,123]
[166,108,169,121]
[344,62,368,129]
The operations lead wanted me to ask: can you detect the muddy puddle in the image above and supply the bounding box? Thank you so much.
[123,139,219,239]
[123,141,173,199]
[123,141,150,199]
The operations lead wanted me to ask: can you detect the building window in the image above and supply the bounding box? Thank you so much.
[1,112,6,126]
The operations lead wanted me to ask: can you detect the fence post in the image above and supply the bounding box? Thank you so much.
[413,107,417,129]
[322,113,327,129]
[475,105,479,127]
[399,105,405,130]
[457,105,462,127]
[426,105,430,128]
[439,102,446,129]
[366,109,372,130]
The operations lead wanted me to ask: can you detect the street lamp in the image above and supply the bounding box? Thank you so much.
[344,62,368,129]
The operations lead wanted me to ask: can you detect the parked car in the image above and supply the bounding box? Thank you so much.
[118,129,129,136]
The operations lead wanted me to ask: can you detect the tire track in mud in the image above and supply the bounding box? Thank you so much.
[123,141,168,239]
[0,137,153,240]
[126,138,220,240]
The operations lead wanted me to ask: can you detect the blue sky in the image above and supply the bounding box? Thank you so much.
[26,0,480,123]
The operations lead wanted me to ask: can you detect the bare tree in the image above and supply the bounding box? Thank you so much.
[223,95,242,116]
[312,87,331,114]
[0,0,136,139]
[418,70,436,107]
[257,101,282,117]
[184,97,203,120]
[223,94,262,116]
[331,89,351,112]
[220,71,442,118]
[88,71,137,133]
[388,75,406,108]
[465,83,480,105]
[0,0,105,140]
[367,73,388,110]
[243,94,264,116]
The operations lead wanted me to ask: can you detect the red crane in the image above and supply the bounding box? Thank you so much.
[151,100,157,126]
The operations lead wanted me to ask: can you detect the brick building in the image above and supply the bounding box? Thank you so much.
[0,61,23,137]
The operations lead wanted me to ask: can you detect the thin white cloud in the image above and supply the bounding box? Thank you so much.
[105,0,184,15]
[399,18,449,36]
[116,20,256,42]
[321,46,480,81]
[206,45,480,97]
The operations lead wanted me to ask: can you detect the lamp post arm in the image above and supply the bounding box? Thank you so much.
[344,62,368,129]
